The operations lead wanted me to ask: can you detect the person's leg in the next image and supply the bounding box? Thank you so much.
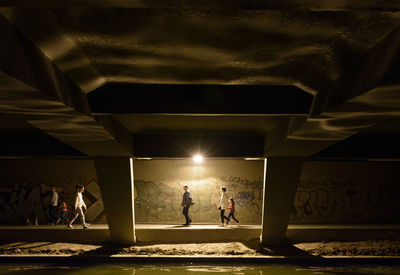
[60,211,66,224]
[182,206,190,225]
[68,210,79,226]
[223,210,228,223]
[51,206,58,223]
[226,213,232,224]
[77,207,87,227]
[232,213,239,223]
[220,209,228,223]
[48,206,53,223]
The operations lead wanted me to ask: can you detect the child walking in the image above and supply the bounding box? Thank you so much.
[59,198,68,224]
[226,197,240,227]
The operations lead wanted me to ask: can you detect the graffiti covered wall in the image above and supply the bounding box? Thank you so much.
[0,159,105,224]
[133,159,264,224]
[290,161,400,224]
[0,158,399,225]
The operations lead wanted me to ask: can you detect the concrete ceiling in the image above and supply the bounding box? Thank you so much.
[51,8,399,90]
[1,2,400,158]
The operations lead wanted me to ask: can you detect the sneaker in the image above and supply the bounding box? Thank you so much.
[182,224,190,226]
[67,224,73,229]
[83,225,88,229]
[217,224,224,227]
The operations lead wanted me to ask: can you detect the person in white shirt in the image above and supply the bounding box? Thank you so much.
[67,185,89,229]
[217,186,229,227]
[49,187,58,225]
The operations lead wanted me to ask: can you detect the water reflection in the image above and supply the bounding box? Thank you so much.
[1,264,400,275]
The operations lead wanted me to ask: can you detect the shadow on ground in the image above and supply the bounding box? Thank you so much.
[242,238,321,258]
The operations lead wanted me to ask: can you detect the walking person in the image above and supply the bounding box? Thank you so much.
[217,186,229,227]
[67,185,89,229]
[48,187,58,225]
[181,184,193,226]
[226,197,240,227]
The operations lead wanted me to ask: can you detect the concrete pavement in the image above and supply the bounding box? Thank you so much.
[0,224,399,243]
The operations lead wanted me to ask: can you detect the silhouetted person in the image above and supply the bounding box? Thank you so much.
[68,185,89,229]
[181,184,193,226]
[218,186,229,227]
[49,187,58,225]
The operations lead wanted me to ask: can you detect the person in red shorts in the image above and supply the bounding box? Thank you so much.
[226,197,240,227]
[59,198,68,224]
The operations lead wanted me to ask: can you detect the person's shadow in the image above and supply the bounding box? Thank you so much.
[169,225,190,228]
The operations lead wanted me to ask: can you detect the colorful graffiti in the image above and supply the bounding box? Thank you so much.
[0,179,104,225]
[134,176,263,224]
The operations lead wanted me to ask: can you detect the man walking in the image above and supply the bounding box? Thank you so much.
[49,187,58,225]
[218,186,229,227]
[181,184,193,226]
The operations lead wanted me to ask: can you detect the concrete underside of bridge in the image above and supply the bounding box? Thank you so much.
[1,1,400,245]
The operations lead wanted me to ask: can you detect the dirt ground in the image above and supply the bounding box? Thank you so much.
[1,240,400,257]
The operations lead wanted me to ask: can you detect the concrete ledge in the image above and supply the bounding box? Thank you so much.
[1,255,400,265]
[135,225,260,243]
[287,224,400,242]
[0,224,399,244]
[0,225,110,243]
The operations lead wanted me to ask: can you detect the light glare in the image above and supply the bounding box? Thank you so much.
[193,154,203,163]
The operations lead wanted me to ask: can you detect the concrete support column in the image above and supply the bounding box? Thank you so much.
[261,157,303,245]
[94,157,136,244]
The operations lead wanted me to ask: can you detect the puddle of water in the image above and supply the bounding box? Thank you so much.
[0,264,399,275]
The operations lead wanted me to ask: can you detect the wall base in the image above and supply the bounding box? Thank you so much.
[1,224,399,244]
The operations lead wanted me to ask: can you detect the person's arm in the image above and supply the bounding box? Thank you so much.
[182,192,188,207]
[224,193,228,208]
[218,193,223,208]
[81,195,87,209]
[74,193,79,209]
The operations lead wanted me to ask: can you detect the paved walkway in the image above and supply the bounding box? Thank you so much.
[1,223,399,230]
[0,224,257,230]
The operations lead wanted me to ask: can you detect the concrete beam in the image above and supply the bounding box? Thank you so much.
[261,157,303,245]
[1,0,400,11]
[312,25,400,115]
[89,83,312,115]
[0,12,91,115]
[133,131,264,158]
[0,72,131,156]
[94,157,136,244]
[0,8,105,93]
[0,13,133,156]
[268,81,400,157]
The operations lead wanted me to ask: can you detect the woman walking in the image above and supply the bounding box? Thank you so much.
[67,185,89,229]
